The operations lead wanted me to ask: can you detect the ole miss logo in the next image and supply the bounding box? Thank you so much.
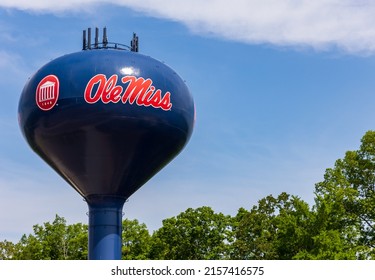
[84,74,172,111]
[36,75,60,111]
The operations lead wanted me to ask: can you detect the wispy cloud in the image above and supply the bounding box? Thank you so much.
[2,0,375,54]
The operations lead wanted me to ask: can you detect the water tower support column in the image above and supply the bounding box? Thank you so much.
[87,196,126,260]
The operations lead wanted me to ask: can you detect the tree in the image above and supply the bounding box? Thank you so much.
[232,192,313,259]
[122,218,151,260]
[0,240,16,260]
[149,206,232,260]
[309,131,375,259]
[12,215,88,260]
[232,131,375,260]
[3,216,152,260]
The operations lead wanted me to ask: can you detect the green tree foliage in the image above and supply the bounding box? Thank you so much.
[0,240,16,260]
[232,193,313,259]
[149,206,232,260]
[122,218,151,260]
[308,130,375,259]
[11,215,88,260]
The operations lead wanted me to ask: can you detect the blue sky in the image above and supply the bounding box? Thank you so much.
[2,1,375,242]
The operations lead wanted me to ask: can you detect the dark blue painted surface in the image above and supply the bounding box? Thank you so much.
[18,49,195,259]
[88,197,125,260]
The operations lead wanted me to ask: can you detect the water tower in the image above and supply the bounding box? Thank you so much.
[18,28,195,259]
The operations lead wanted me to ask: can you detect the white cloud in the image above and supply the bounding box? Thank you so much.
[1,0,375,53]
[0,0,95,12]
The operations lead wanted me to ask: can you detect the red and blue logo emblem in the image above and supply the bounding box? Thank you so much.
[36,75,59,111]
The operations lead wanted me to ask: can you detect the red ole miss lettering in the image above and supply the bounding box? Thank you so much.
[84,74,172,111]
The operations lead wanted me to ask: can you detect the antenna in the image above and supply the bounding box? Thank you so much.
[95,27,99,49]
[82,29,87,50]
[131,33,139,52]
[103,27,108,48]
[87,28,92,50]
